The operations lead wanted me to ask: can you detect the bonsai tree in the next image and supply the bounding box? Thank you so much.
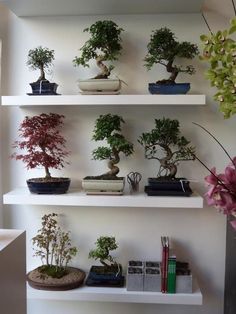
[91,114,134,178]
[144,27,199,84]
[200,18,236,118]
[27,46,55,82]
[32,213,77,278]
[12,113,70,181]
[89,236,118,269]
[138,118,195,179]
[73,20,124,79]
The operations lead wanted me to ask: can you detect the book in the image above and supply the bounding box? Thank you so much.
[167,255,176,293]
[161,236,169,293]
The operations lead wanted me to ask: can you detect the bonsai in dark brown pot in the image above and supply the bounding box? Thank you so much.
[12,113,71,194]
[27,213,85,291]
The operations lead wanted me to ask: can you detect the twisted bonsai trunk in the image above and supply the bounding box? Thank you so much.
[158,144,177,178]
[157,60,178,84]
[37,64,47,82]
[104,149,120,178]
[94,55,110,79]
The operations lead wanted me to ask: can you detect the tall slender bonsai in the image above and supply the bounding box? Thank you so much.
[12,113,70,181]
[91,114,134,179]
[138,118,195,179]
[27,46,55,82]
[144,27,199,84]
[73,20,124,79]
[32,213,78,278]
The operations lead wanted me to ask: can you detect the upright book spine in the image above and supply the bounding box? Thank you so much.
[167,255,176,293]
[161,236,169,293]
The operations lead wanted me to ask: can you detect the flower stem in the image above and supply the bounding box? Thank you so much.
[193,122,236,169]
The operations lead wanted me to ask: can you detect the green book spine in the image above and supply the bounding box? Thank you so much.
[167,256,176,293]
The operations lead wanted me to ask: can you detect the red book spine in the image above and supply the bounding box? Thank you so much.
[161,236,169,293]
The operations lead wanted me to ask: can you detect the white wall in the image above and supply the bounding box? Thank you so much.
[1,4,236,314]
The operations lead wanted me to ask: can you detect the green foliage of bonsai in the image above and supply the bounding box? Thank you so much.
[27,46,55,82]
[138,118,195,179]
[144,27,199,84]
[200,18,236,118]
[73,20,124,79]
[91,114,134,178]
[32,213,77,278]
[89,236,118,268]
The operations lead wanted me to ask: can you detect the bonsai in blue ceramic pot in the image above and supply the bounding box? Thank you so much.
[144,28,199,94]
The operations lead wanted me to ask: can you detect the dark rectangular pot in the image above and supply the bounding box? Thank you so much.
[86,265,124,287]
[29,81,59,95]
[27,178,71,194]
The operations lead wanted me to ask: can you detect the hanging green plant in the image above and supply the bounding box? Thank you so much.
[200,17,236,118]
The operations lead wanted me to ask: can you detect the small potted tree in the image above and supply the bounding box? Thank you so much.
[11,113,71,194]
[82,114,134,194]
[27,213,85,290]
[138,117,195,196]
[27,46,59,95]
[86,236,124,287]
[73,20,124,94]
[144,27,199,94]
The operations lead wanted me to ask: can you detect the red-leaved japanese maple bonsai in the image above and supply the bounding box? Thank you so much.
[12,113,71,194]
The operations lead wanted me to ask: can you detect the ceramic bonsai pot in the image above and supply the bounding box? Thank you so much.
[29,81,59,95]
[27,178,71,194]
[148,83,190,95]
[86,265,124,287]
[27,266,86,291]
[82,177,125,195]
[145,177,192,196]
[78,79,121,94]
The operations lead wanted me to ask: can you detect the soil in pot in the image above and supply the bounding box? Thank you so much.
[27,177,71,194]
[27,266,86,291]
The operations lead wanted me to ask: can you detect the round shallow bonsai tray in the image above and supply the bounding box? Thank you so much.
[27,266,86,291]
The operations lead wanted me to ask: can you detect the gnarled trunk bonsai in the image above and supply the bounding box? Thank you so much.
[138,117,195,180]
[144,27,199,84]
[90,114,134,179]
[73,20,123,79]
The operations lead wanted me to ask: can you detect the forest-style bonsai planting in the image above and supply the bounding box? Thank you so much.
[12,113,71,194]
[27,213,85,291]
[144,27,199,94]
[138,117,195,196]
[86,236,124,287]
[27,46,58,95]
[73,20,124,93]
[82,114,133,194]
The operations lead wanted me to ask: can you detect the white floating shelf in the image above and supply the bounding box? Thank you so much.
[3,188,203,208]
[1,94,206,107]
[27,283,202,305]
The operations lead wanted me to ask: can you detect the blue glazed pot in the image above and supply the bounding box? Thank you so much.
[27,178,71,194]
[148,83,190,94]
[29,81,59,95]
